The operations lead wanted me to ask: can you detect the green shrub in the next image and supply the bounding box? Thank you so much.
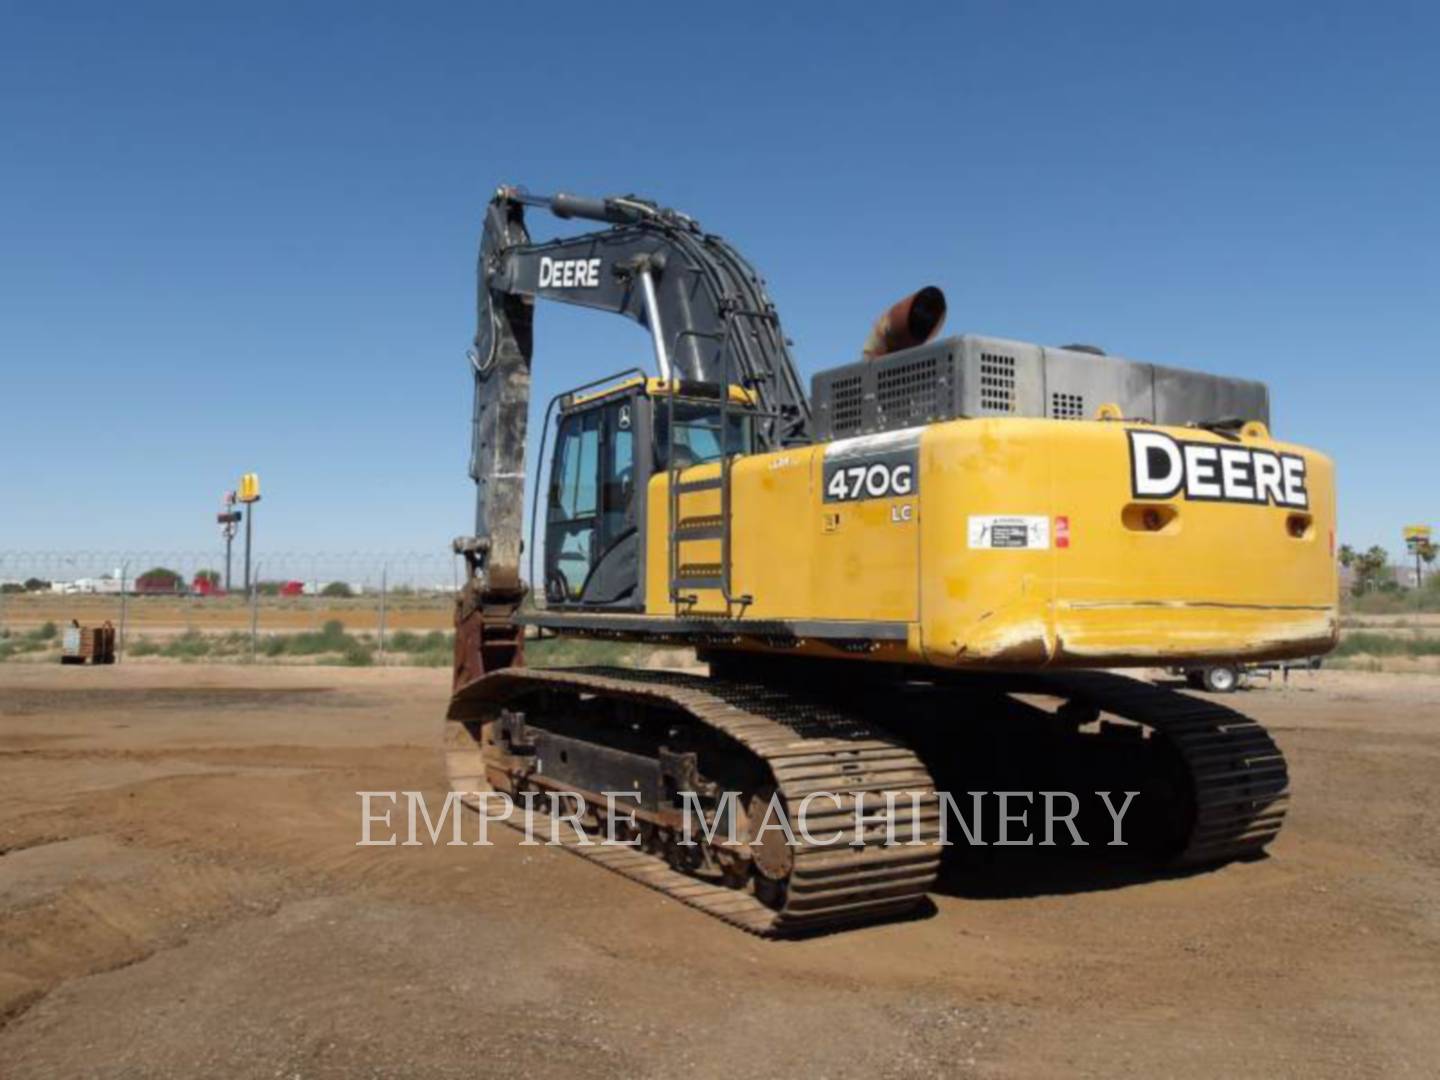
[162,630,213,659]
[1334,632,1440,658]
[387,629,420,651]
[1347,589,1440,615]
[264,620,344,656]
[129,637,161,656]
[339,638,374,666]
[386,629,449,653]
[211,631,251,655]
[251,620,383,664]
[10,622,62,647]
[1,628,55,656]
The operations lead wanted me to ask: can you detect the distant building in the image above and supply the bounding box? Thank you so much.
[51,575,124,595]
[302,581,363,596]
[1394,563,1438,590]
[133,571,184,595]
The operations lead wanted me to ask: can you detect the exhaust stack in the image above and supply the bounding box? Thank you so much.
[862,286,947,360]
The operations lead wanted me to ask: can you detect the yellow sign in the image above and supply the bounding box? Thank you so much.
[238,473,262,503]
[1403,525,1431,543]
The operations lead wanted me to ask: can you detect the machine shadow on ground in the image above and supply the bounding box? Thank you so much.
[932,843,1240,901]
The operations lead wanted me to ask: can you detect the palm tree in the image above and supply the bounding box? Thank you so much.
[1343,545,1390,596]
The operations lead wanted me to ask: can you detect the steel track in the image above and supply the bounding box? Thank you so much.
[1025,670,1289,864]
[447,667,943,936]
[445,666,1288,934]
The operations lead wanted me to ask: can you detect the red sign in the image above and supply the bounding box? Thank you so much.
[1055,515,1070,549]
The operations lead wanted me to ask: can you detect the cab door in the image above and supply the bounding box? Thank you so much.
[544,395,643,607]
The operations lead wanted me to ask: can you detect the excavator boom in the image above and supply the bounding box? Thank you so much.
[465,186,810,601]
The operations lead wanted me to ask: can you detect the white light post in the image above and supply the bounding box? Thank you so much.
[118,561,130,661]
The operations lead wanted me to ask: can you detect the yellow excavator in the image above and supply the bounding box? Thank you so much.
[446,186,1337,935]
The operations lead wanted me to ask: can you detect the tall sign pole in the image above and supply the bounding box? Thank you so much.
[238,473,261,595]
[1404,525,1432,607]
[118,561,130,661]
[249,561,262,662]
[218,491,240,592]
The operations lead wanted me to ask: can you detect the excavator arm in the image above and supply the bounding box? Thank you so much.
[454,186,811,683]
[464,186,810,593]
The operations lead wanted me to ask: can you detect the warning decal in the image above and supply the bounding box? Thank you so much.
[968,515,1050,550]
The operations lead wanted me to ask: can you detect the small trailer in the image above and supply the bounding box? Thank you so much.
[1171,656,1324,693]
[60,621,116,665]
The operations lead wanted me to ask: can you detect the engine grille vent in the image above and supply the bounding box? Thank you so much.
[830,374,864,436]
[876,355,940,426]
[1050,391,1085,420]
[810,333,1272,440]
[979,352,1016,414]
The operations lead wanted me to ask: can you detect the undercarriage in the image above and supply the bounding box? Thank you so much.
[445,658,1289,936]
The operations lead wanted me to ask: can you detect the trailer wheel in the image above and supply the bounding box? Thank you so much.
[1201,665,1241,693]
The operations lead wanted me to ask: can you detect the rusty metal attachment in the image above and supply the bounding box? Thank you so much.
[450,535,526,693]
[861,286,948,360]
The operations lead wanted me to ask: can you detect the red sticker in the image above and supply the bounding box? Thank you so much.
[1055,515,1070,549]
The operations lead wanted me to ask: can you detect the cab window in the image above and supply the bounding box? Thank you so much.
[654,403,752,470]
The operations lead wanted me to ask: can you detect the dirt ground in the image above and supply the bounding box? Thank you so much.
[1,663,1437,1079]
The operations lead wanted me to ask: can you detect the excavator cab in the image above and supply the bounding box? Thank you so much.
[542,377,754,609]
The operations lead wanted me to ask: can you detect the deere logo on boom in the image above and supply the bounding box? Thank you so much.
[1128,429,1308,508]
[538,256,602,288]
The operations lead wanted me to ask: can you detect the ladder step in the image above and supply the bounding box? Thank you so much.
[675,478,722,494]
[675,524,724,540]
[671,577,724,590]
[678,563,722,576]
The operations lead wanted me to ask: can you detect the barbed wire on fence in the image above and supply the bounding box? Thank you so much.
[0,548,466,665]
[0,550,463,593]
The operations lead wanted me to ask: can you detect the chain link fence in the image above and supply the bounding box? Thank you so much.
[0,549,460,594]
[0,550,463,665]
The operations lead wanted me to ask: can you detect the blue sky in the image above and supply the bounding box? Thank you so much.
[1,2,1435,560]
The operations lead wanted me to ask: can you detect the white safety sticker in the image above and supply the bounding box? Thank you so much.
[968,515,1050,550]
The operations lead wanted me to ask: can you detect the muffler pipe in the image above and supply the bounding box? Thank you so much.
[862,286,948,360]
